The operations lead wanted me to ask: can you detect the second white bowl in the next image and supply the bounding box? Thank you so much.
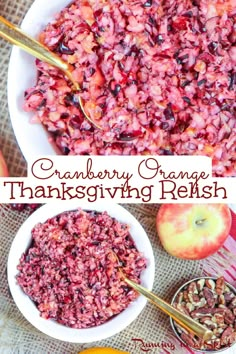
[8,201,155,343]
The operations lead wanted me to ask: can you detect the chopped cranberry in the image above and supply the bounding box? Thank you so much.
[143,0,152,7]
[90,21,99,34]
[196,132,206,139]
[205,16,219,36]
[208,41,219,54]
[149,118,158,129]
[36,98,47,111]
[9,204,40,212]
[182,11,193,18]
[118,130,143,141]
[161,149,174,155]
[77,23,90,32]
[229,72,236,91]
[180,80,191,88]
[64,296,71,304]
[64,93,74,107]
[178,122,189,133]
[69,115,83,128]
[229,30,236,44]
[197,79,207,86]
[176,54,189,65]
[163,104,175,121]
[60,113,70,119]
[89,67,96,76]
[220,103,231,112]
[118,70,128,85]
[182,96,192,105]
[62,147,70,155]
[148,36,156,48]
[94,8,103,18]
[127,45,140,57]
[57,38,75,55]
[198,52,214,63]
[28,204,40,210]
[10,204,26,212]
[172,17,188,31]
[156,34,164,45]
[160,122,170,130]
[108,80,121,97]
[148,15,157,27]
[24,89,44,100]
[121,285,132,294]
[64,93,81,108]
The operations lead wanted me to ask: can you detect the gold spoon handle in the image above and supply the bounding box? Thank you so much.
[0,15,72,76]
[124,277,213,342]
[0,15,103,129]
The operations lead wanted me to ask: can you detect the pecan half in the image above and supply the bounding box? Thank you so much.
[186,302,195,312]
[197,278,205,291]
[212,307,226,315]
[183,290,189,302]
[188,293,201,305]
[203,287,215,307]
[212,313,224,324]
[216,277,225,295]
[229,332,236,343]
[180,333,196,348]
[221,326,233,345]
[225,292,235,303]
[213,327,224,336]
[218,323,228,330]
[213,338,221,349]
[219,304,227,309]
[225,286,231,293]
[195,297,207,309]
[202,319,218,330]
[219,294,226,305]
[176,303,189,316]
[188,282,198,294]
[199,316,212,324]
[176,291,184,304]
[222,327,233,338]
[206,279,216,291]
[191,307,214,318]
[229,297,236,309]
[225,309,235,324]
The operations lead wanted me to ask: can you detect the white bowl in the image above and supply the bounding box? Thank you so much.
[8,0,73,161]
[170,277,236,353]
[7,201,155,343]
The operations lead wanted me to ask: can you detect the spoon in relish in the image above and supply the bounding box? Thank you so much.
[0,15,102,130]
[111,250,213,342]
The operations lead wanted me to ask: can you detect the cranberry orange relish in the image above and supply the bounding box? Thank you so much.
[17,209,146,328]
[24,0,236,176]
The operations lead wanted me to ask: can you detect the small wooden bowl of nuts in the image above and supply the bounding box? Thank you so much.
[170,277,236,352]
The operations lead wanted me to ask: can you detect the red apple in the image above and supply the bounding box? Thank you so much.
[156,204,232,260]
[0,151,9,177]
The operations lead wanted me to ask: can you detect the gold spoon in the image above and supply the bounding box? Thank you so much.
[112,252,213,342]
[0,15,101,130]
